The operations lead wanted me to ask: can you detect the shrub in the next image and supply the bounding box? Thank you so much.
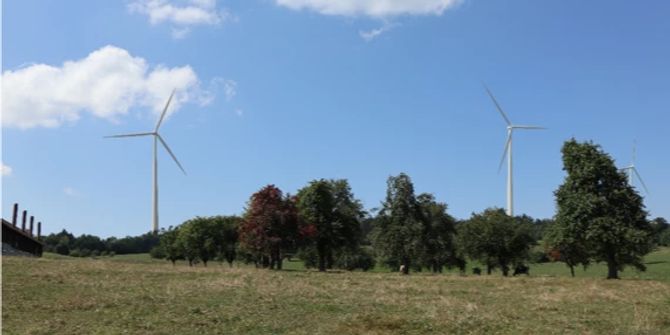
[150,246,166,259]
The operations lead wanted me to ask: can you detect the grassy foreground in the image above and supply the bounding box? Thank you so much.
[3,250,670,334]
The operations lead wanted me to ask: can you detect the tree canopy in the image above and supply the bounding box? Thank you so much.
[552,139,653,279]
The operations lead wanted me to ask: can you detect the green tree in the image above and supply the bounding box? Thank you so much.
[554,139,653,279]
[650,217,669,246]
[178,217,220,266]
[457,208,535,276]
[373,173,423,275]
[544,220,591,277]
[159,226,182,265]
[212,216,241,267]
[416,193,460,273]
[296,179,364,272]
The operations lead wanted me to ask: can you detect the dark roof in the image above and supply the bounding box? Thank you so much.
[2,219,44,245]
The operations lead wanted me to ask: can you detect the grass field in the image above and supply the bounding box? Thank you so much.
[3,249,670,334]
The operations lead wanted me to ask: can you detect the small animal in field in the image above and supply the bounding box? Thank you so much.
[472,267,482,275]
[399,265,406,274]
[513,264,530,276]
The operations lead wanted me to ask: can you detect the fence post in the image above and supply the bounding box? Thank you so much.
[30,216,35,236]
[38,222,42,240]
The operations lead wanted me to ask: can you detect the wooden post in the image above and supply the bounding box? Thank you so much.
[30,216,35,236]
[22,210,27,231]
[38,222,42,240]
[12,203,18,226]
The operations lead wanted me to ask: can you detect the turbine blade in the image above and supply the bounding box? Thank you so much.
[498,133,512,173]
[157,134,186,175]
[104,132,154,138]
[632,167,649,194]
[511,125,546,130]
[483,84,512,126]
[155,89,176,132]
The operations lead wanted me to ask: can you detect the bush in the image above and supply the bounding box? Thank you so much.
[55,242,70,255]
[69,249,81,257]
[659,230,670,247]
[529,246,550,263]
[91,249,100,257]
[334,247,376,271]
[150,246,166,259]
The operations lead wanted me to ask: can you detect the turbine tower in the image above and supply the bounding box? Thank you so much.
[485,85,545,217]
[621,141,649,194]
[106,89,186,233]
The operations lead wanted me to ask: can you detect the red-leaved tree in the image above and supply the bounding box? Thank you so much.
[238,185,299,269]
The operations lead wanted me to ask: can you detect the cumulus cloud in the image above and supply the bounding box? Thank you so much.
[1,163,12,176]
[275,0,461,18]
[1,45,212,129]
[128,0,232,38]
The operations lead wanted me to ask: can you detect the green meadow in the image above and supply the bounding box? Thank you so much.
[3,248,670,335]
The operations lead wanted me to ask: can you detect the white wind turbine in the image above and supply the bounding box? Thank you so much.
[105,89,186,233]
[621,142,649,194]
[485,85,546,217]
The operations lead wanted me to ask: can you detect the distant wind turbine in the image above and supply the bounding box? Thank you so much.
[105,89,186,233]
[484,84,546,217]
[621,141,649,194]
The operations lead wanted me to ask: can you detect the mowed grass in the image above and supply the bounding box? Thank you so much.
[2,249,670,335]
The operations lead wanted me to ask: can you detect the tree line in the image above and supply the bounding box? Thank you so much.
[43,139,670,279]
[42,230,159,257]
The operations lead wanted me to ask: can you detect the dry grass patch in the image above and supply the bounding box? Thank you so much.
[3,256,670,334]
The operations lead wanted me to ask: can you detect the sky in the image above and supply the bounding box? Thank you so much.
[2,0,669,238]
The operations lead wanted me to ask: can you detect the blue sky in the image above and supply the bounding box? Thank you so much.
[2,0,669,237]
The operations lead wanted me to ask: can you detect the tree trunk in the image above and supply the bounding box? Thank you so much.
[277,257,283,270]
[318,254,326,272]
[569,265,575,277]
[171,260,176,266]
[402,258,410,275]
[501,264,509,277]
[607,261,619,279]
[486,264,493,275]
[203,260,208,267]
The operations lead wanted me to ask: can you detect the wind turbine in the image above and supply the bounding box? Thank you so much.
[484,84,545,217]
[621,141,649,194]
[105,89,186,233]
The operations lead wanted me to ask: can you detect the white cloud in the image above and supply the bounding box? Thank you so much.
[223,79,237,101]
[1,163,12,176]
[359,21,396,41]
[1,45,213,129]
[275,0,461,18]
[63,187,78,196]
[129,0,232,38]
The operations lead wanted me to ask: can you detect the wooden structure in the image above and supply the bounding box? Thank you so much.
[2,203,43,256]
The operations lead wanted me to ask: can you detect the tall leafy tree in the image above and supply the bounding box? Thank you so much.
[296,179,364,272]
[159,226,182,265]
[457,208,535,276]
[238,185,298,270]
[553,139,653,279]
[212,216,241,267]
[416,193,460,273]
[373,173,423,275]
